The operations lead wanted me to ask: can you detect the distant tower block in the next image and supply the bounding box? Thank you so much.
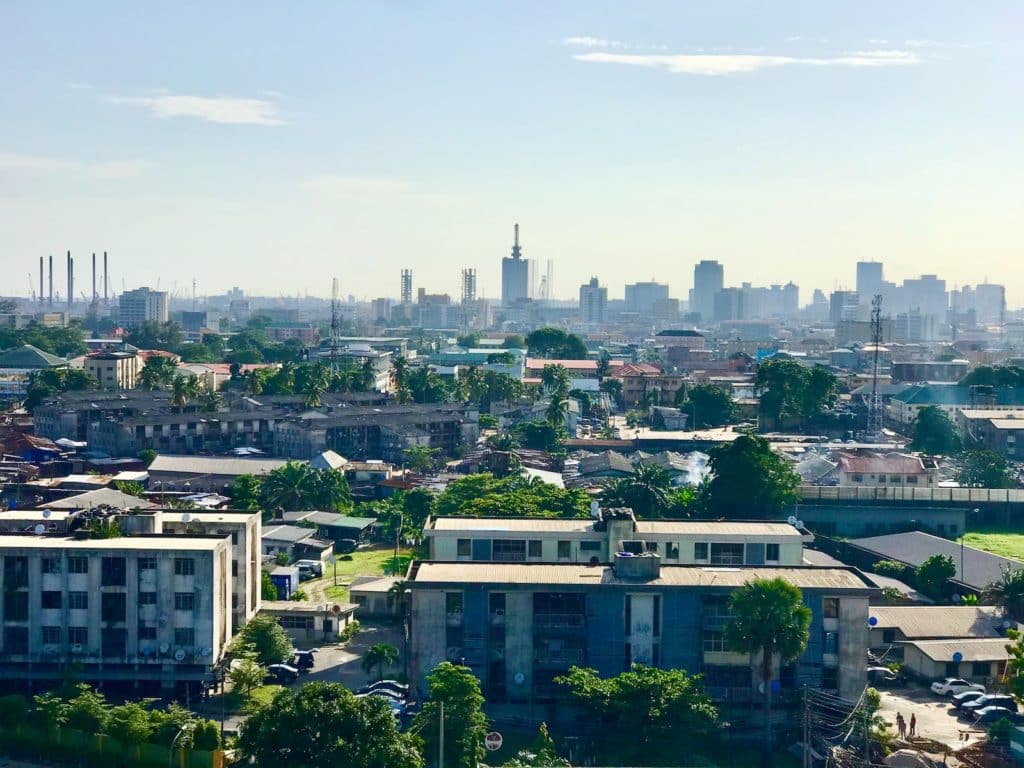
[461,268,477,304]
[400,269,413,304]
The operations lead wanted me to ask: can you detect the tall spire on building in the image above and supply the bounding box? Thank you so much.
[510,222,521,260]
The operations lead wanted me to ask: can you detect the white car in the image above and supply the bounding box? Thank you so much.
[931,678,986,697]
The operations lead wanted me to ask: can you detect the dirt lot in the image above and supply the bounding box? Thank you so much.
[878,687,986,750]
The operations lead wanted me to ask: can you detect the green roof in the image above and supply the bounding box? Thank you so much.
[0,344,68,369]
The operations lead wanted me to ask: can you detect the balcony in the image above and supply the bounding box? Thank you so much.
[534,648,584,668]
[534,613,584,630]
[446,612,464,627]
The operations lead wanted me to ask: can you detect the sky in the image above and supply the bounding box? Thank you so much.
[1,1,1022,306]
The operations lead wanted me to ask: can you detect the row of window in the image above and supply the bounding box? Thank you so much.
[848,474,921,483]
[3,626,194,656]
[455,539,781,563]
[36,626,195,646]
[9,555,195,581]
[5,591,198,621]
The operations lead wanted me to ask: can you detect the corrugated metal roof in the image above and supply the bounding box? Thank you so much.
[412,562,874,590]
[429,518,598,533]
[41,488,157,510]
[0,535,223,551]
[635,521,801,537]
[149,455,291,476]
[868,606,1012,639]
[905,638,1012,662]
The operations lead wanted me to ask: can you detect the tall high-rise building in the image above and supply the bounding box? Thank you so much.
[829,290,859,324]
[625,281,670,315]
[501,223,532,306]
[400,269,413,305]
[461,269,477,304]
[690,260,724,321]
[118,287,169,327]
[579,277,607,324]
[856,261,884,301]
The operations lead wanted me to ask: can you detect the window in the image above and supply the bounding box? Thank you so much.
[709,543,744,565]
[138,624,157,640]
[174,558,195,576]
[232,560,238,577]
[174,628,195,647]
[852,474,864,483]
[878,475,887,483]
[557,541,571,559]
[492,539,526,562]
[42,626,61,644]
[3,627,28,655]
[823,631,839,655]
[456,539,471,558]
[101,557,127,587]
[766,543,780,562]
[702,631,728,652]
[445,592,463,613]
[138,557,157,571]
[68,557,88,574]
[971,661,990,677]
[821,667,838,689]
[645,541,659,553]
[102,628,127,657]
[278,616,315,630]
[3,591,28,621]
[68,591,88,610]
[489,592,506,614]
[42,557,62,574]
[101,592,126,622]
[882,629,896,644]
[41,591,62,609]
[907,476,918,484]
[580,541,601,552]
[694,542,709,561]
[3,556,28,588]
[67,627,88,646]
[665,542,679,560]
[528,540,542,558]
[824,597,839,618]
[175,593,195,611]
[945,661,959,678]
[139,591,157,606]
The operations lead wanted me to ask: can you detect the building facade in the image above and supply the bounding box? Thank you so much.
[118,287,169,327]
[578,278,607,324]
[84,350,141,390]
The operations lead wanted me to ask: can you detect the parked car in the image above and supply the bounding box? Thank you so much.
[294,649,318,671]
[358,679,410,697]
[962,695,1018,714]
[931,678,985,697]
[356,692,406,717]
[951,690,988,709]
[867,667,900,686]
[295,560,323,577]
[973,706,1024,725]
[337,539,358,554]
[265,664,300,684]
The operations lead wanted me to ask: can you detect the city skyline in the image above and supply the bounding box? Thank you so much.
[2,2,1022,302]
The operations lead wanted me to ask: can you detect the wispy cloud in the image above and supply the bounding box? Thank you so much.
[904,39,970,49]
[573,49,919,76]
[561,35,667,51]
[0,152,151,179]
[106,93,285,125]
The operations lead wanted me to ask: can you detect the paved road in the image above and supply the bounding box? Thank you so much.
[878,687,986,749]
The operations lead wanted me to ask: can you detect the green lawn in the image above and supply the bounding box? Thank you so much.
[960,527,1024,561]
[324,585,349,601]
[327,547,414,582]
[207,683,284,715]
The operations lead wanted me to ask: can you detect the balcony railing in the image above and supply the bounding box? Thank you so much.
[534,649,584,667]
[534,613,584,629]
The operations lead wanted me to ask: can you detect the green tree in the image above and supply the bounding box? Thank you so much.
[137,448,157,467]
[910,406,962,455]
[960,366,1024,388]
[170,373,201,410]
[599,378,624,410]
[113,480,144,497]
[457,332,482,348]
[137,354,179,390]
[556,664,718,765]
[192,719,222,751]
[525,327,589,359]
[598,463,672,518]
[32,692,68,730]
[228,474,263,512]
[501,722,570,768]
[229,656,267,699]
[872,560,914,582]
[915,554,957,600]
[725,578,811,752]
[106,702,154,746]
[408,366,453,404]
[755,359,837,428]
[540,364,571,392]
[231,614,293,665]
[24,367,97,410]
[261,570,279,600]
[983,566,1024,620]
[511,420,565,452]
[259,462,350,513]
[957,449,1013,488]
[360,642,400,681]
[1003,627,1024,700]
[239,682,423,768]
[414,662,488,768]
[502,334,526,349]
[124,320,184,351]
[64,684,110,734]
[704,434,800,518]
[679,384,737,428]
[405,445,440,474]
[433,473,590,519]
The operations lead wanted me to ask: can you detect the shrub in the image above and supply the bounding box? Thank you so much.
[0,694,29,725]
[192,719,222,751]
[339,620,361,643]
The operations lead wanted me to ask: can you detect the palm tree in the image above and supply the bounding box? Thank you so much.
[360,358,376,391]
[983,566,1024,620]
[361,642,400,682]
[391,355,410,403]
[388,580,410,617]
[540,364,569,393]
[170,374,200,411]
[199,390,223,413]
[259,461,316,513]
[725,578,812,753]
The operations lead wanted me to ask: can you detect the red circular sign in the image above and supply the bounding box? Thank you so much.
[484,732,503,751]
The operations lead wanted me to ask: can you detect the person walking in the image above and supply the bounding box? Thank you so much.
[909,713,917,738]
[896,713,906,739]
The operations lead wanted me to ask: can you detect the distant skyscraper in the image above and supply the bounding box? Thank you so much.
[501,223,532,306]
[713,288,744,323]
[625,281,670,315]
[829,290,859,324]
[856,261,884,301]
[118,287,169,327]
[400,269,413,305]
[690,260,724,321]
[579,277,607,324]
[461,268,477,304]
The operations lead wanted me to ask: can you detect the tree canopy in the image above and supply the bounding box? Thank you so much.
[983,566,1024,620]
[0,320,89,358]
[957,449,1014,488]
[960,366,1024,388]
[678,384,737,428]
[598,463,673,518]
[915,554,956,600]
[256,462,352,515]
[910,406,962,455]
[525,327,589,359]
[229,614,293,665]
[704,434,800,518]
[556,664,718,765]
[414,663,488,768]
[239,682,422,768]
[433,473,591,518]
[24,367,97,410]
[755,359,838,428]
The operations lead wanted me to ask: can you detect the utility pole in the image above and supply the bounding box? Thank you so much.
[393,512,404,575]
[866,293,884,441]
[802,686,810,768]
[438,700,445,768]
[330,277,340,374]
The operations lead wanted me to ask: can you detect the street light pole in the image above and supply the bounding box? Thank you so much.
[438,700,445,768]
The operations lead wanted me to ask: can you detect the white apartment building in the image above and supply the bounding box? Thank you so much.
[118,287,170,326]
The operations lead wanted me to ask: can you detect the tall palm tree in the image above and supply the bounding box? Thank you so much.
[983,566,1024,620]
[540,364,569,393]
[360,358,376,391]
[199,390,223,413]
[258,461,316,513]
[725,578,811,753]
[170,374,200,411]
[388,580,410,617]
[391,355,410,403]
[360,642,400,682]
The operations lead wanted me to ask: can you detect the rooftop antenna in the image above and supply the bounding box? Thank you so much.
[67,251,74,309]
[192,278,197,310]
[48,254,53,306]
[330,277,340,373]
[103,252,109,307]
[866,293,884,441]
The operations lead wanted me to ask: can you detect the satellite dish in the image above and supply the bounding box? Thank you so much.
[513,672,525,685]
[33,524,45,535]
[795,520,804,529]
[952,651,963,663]
[868,617,878,626]
[181,513,192,523]
[787,515,798,526]
[174,648,187,662]
[42,509,51,519]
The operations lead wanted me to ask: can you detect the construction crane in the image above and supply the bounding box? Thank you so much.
[866,294,885,441]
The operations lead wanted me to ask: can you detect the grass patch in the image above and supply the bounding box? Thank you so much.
[207,683,285,716]
[324,585,350,601]
[246,684,285,710]
[328,546,414,582]
[961,526,1024,560]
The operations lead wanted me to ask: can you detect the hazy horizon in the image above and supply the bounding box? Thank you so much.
[2,2,1022,305]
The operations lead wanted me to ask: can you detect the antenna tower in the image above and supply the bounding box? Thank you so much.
[330,277,340,372]
[866,293,884,441]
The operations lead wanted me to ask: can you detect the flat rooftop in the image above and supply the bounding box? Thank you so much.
[427,517,802,538]
[0,534,226,551]
[411,562,875,590]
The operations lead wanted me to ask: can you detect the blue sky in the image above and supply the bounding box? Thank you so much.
[1,2,1022,304]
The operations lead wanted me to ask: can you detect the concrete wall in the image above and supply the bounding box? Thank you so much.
[838,596,869,700]
[410,590,447,694]
[505,592,533,702]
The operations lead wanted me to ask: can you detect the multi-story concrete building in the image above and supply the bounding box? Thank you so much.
[118,287,169,327]
[625,281,670,316]
[690,260,724,322]
[408,555,874,705]
[612,364,687,407]
[578,278,607,325]
[83,350,140,390]
[958,409,1024,459]
[424,512,805,566]
[501,223,533,306]
[0,533,233,693]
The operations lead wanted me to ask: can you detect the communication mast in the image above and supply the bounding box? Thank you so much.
[866,293,885,441]
[330,277,340,373]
